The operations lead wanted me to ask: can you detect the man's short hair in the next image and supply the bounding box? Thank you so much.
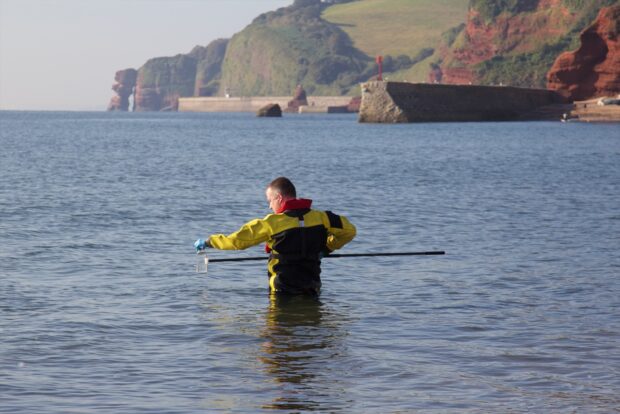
[268,177,296,198]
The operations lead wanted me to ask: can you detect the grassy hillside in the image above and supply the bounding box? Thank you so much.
[322,0,469,58]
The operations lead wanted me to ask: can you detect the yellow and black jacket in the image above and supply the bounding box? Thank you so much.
[208,199,356,294]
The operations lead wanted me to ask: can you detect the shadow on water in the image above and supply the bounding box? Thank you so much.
[258,294,350,412]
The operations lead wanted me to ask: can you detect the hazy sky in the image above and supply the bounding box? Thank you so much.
[0,0,293,111]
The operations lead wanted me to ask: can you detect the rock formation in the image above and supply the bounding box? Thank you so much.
[438,4,557,85]
[547,4,620,101]
[133,55,197,112]
[347,96,361,112]
[434,0,617,88]
[107,69,137,111]
[286,85,308,112]
[257,103,282,117]
[108,39,228,112]
[191,39,229,97]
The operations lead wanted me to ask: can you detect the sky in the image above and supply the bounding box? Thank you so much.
[0,0,293,111]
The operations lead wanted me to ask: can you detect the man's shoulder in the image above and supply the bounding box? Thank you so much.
[262,212,295,222]
[260,213,278,222]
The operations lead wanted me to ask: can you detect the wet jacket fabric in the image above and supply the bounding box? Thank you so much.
[208,199,356,294]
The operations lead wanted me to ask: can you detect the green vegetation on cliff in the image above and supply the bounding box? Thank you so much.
[469,0,538,22]
[139,55,197,96]
[132,39,228,111]
[472,0,618,87]
[476,43,573,88]
[189,39,229,96]
[136,55,197,111]
[218,0,373,96]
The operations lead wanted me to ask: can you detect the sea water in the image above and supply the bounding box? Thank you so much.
[1,111,619,413]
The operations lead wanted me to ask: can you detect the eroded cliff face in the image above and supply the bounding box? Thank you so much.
[547,4,620,101]
[108,39,228,112]
[107,69,137,111]
[133,54,197,112]
[434,0,615,88]
[447,2,567,83]
[191,39,229,97]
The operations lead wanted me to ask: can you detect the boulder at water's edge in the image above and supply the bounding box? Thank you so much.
[257,103,282,117]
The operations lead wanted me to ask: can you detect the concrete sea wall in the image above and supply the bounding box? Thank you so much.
[178,96,351,113]
[359,81,567,123]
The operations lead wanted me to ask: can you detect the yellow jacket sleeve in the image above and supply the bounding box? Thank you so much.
[326,215,356,252]
[208,218,271,250]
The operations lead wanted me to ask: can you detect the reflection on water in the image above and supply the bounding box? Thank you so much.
[259,295,349,412]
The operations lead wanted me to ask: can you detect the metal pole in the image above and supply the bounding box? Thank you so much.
[202,251,445,263]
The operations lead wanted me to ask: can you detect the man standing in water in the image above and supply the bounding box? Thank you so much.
[194,177,356,295]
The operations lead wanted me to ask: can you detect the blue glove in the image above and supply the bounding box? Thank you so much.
[194,238,210,251]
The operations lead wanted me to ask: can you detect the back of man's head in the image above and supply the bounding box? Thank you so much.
[268,177,296,199]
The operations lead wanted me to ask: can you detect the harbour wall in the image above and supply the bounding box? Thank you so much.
[178,96,351,113]
[359,81,567,123]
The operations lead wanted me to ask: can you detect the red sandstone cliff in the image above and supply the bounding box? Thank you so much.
[547,4,620,101]
[435,0,600,87]
[108,39,228,112]
[107,69,137,111]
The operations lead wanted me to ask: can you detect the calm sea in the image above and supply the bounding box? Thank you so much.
[1,111,619,413]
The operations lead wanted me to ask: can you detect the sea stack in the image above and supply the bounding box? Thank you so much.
[107,69,137,111]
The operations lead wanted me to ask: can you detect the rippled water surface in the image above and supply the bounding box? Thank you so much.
[1,111,619,413]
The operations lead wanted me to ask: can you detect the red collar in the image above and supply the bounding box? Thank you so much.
[266,198,313,253]
[276,198,312,214]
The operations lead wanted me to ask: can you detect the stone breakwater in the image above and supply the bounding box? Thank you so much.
[178,96,351,113]
[359,81,566,123]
